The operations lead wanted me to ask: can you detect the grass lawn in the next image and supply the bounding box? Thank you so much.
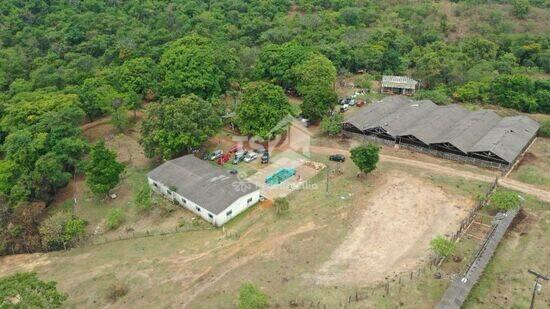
[510,137,550,190]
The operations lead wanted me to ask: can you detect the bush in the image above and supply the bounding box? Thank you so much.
[39,212,86,251]
[539,121,550,138]
[0,272,67,307]
[273,197,290,217]
[106,208,125,230]
[319,113,344,136]
[107,280,128,302]
[488,189,521,211]
[430,235,455,258]
[134,183,153,212]
[238,282,268,309]
[416,86,452,105]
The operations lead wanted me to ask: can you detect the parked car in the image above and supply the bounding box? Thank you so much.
[261,152,270,164]
[232,150,248,164]
[340,104,349,113]
[356,100,365,107]
[208,150,223,160]
[217,153,231,165]
[229,169,238,175]
[228,144,242,154]
[243,152,258,162]
[254,146,266,154]
[348,99,356,106]
[329,154,346,162]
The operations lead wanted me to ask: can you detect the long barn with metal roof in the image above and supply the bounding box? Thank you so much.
[343,96,539,167]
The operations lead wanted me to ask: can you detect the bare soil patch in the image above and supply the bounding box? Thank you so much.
[315,170,475,285]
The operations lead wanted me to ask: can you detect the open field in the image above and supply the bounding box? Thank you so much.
[465,195,550,308]
[509,137,550,190]
[0,153,492,308]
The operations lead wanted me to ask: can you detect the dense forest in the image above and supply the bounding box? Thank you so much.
[0,0,549,254]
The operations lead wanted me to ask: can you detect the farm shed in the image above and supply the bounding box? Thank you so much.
[343,96,539,167]
[381,75,418,95]
[147,155,260,226]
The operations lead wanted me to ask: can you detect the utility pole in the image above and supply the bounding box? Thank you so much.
[325,164,330,193]
[528,269,549,309]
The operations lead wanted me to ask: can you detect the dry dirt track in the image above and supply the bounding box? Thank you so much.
[310,146,550,203]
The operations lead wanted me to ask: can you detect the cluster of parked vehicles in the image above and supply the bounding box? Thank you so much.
[204,145,270,166]
[339,89,368,113]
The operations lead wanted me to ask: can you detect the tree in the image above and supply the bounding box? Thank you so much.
[320,114,344,136]
[490,74,537,112]
[430,235,455,258]
[140,94,222,159]
[294,53,337,95]
[235,82,291,139]
[0,272,67,307]
[254,42,313,89]
[488,190,521,212]
[350,144,379,175]
[112,57,159,99]
[238,282,268,309]
[160,35,237,99]
[539,121,550,138]
[39,212,86,251]
[301,86,338,121]
[110,105,130,133]
[85,141,124,196]
[106,208,125,230]
[134,182,153,212]
[78,77,121,121]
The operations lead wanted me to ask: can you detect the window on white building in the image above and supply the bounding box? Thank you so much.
[226,210,233,216]
[196,207,201,212]
[208,213,213,219]
[247,197,253,203]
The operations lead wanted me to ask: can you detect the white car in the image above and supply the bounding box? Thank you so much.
[243,152,258,162]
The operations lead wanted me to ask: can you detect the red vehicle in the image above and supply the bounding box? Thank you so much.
[228,143,242,154]
[217,153,231,165]
[356,100,365,107]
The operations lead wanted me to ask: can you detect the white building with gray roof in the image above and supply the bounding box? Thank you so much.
[147,155,260,226]
[381,75,418,95]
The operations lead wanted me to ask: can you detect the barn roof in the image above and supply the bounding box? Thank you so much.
[430,110,502,153]
[401,105,471,144]
[344,96,407,131]
[374,99,438,136]
[147,155,259,215]
[381,75,418,89]
[469,116,539,163]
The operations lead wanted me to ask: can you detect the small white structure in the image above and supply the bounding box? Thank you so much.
[381,75,418,95]
[147,155,260,226]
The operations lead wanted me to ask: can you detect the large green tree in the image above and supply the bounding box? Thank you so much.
[111,57,159,99]
[0,272,67,307]
[254,42,313,89]
[294,53,337,95]
[350,144,380,175]
[160,35,237,99]
[140,94,222,159]
[85,141,124,196]
[301,86,338,121]
[235,82,291,139]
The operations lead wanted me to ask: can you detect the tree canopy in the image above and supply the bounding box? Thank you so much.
[235,82,291,139]
[350,144,380,175]
[85,141,125,196]
[0,272,67,308]
[140,95,222,159]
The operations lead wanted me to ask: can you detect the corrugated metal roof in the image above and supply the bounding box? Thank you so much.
[469,116,540,163]
[381,75,418,89]
[343,96,539,164]
[431,110,502,153]
[401,105,471,144]
[147,155,259,215]
[374,100,438,136]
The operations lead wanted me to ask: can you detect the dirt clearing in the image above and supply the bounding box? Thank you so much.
[315,170,475,285]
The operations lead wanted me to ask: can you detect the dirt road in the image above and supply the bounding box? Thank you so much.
[311,146,550,202]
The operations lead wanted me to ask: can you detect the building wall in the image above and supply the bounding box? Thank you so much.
[147,177,260,226]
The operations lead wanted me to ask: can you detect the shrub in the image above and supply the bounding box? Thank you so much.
[273,197,290,217]
[39,212,86,251]
[107,280,128,302]
[416,86,451,105]
[430,235,455,258]
[238,282,268,309]
[539,121,550,138]
[319,113,344,136]
[488,189,521,211]
[0,272,67,307]
[106,209,125,230]
[134,183,153,212]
